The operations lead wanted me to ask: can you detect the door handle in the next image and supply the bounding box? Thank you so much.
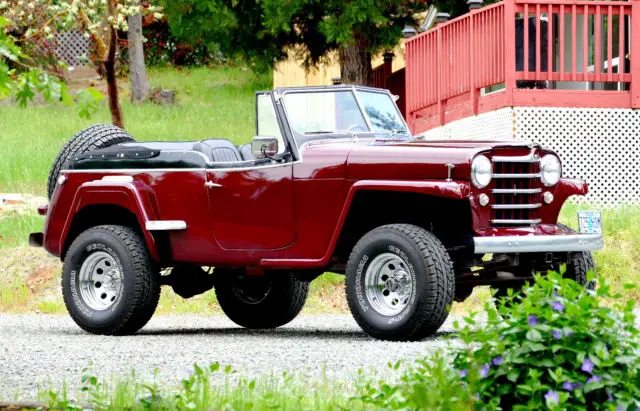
[205,181,222,188]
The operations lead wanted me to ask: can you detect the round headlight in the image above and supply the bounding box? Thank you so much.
[540,155,561,186]
[471,155,492,189]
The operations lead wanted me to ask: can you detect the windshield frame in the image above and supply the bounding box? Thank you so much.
[279,86,411,141]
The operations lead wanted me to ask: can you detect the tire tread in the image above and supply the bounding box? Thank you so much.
[63,225,160,335]
[48,124,135,199]
[346,224,455,341]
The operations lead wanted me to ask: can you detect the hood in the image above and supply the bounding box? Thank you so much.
[346,139,538,181]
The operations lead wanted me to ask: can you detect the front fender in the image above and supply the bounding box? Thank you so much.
[259,180,470,268]
[544,178,589,223]
[55,180,162,260]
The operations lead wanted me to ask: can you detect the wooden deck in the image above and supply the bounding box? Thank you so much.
[401,0,640,134]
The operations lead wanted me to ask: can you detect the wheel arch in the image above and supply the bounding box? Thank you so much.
[59,182,166,262]
[331,182,474,269]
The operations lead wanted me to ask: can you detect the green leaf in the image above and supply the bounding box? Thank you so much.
[507,370,520,383]
[75,87,105,119]
[526,329,543,342]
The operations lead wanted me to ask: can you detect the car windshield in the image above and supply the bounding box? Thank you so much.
[282,89,409,138]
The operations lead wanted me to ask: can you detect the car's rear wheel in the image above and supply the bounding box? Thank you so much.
[214,271,308,329]
[345,224,455,341]
[48,124,135,199]
[62,225,160,335]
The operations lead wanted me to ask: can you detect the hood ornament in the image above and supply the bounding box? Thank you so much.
[446,163,455,181]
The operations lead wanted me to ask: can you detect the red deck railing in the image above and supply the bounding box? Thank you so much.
[405,0,640,134]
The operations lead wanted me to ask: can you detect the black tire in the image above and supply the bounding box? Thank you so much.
[345,224,455,341]
[62,225,160,335]
[48,124,135,199]
[214,271,309,329]
[566,251,596,290]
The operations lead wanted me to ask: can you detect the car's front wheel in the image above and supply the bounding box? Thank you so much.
[214,271,308,329]
[345,224,455,341]
[62,225,160,335]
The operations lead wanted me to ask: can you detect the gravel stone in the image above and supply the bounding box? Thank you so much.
[2,311,638,399]
[0,313,463,398]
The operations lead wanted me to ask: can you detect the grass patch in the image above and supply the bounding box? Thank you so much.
[560,204,640,299]
[0,212,43,248]
[0,66,270,194]
[25,363,362,411]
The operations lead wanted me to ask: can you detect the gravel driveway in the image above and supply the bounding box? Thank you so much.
[0,314,463,398]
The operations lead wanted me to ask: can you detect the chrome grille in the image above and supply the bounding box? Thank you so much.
[490,150,542,226]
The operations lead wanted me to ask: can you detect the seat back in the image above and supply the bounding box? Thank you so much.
[195,139,242,162]
[238,144,254,161]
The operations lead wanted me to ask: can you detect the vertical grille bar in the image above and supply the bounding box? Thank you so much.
[490,149,543,226]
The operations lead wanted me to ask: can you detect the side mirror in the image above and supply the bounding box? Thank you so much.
[251,136,278,159]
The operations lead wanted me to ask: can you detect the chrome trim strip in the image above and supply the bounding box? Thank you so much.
[492,173,541,179]
[101,175,134,183]
[474,233,604,254]
[491,203,542,210]
[64,168,205,173]
[491,218,542,225]
[146,220,187,231]
[492,154,539,163]
[492,188,542,194]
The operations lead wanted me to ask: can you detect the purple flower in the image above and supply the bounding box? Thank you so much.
[552,329,563,340]
[587,375,602,384]
[528,315,539,326]
[562,381,576,391]
[551,301,565,312]
[544,390,560,405]
[607,393,614,402]
[581,358,595,374]
[492,356,503,366]
[479,364,490,379]
[565,330,574,338]
[459,369,468,378]
[616,406,624,411]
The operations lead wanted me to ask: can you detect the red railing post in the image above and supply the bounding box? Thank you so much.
[437,28,445,125]
[504,0,516,106]
[631,0,640,108]
[470,14,478,115]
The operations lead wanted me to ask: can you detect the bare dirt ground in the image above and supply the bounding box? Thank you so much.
[0,194,47,217]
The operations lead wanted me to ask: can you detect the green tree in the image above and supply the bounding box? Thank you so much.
[161,0,427,86]
[1,0,160,126]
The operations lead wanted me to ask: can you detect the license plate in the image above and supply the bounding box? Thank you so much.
[578,210,602,234]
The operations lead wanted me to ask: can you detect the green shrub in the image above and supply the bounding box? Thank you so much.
[360,271,640,410]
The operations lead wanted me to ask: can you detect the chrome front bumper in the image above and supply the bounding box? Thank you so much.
[474,233,603,254]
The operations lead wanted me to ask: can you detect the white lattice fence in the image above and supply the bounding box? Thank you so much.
[54,31,90,67]
[514,107,640,206]
[418,106,640,205]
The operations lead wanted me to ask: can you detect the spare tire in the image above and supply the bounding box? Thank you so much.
[48,124,135,199]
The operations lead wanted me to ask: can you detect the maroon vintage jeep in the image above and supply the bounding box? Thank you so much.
[30,85,603,341]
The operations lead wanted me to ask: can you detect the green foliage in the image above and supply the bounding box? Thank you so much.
[360,272,640,410]
[0,14,103,116]
[454,272,640,409]
[43,362,357,410]
[357,354,475,409]
[160,0,425,70]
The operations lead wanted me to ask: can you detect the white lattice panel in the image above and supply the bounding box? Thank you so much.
[514,107,640,206]
[54,31,90,67]
[418,108,515,141]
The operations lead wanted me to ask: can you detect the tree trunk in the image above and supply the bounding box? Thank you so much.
[339,35,373,86]
[104,25,124,128]
[128,7,149,102]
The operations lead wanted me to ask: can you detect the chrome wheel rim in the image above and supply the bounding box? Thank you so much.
[364,253,413,316]
[78,251,122,311]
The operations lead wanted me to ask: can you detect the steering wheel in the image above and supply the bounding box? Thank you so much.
[347,124,367,132]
